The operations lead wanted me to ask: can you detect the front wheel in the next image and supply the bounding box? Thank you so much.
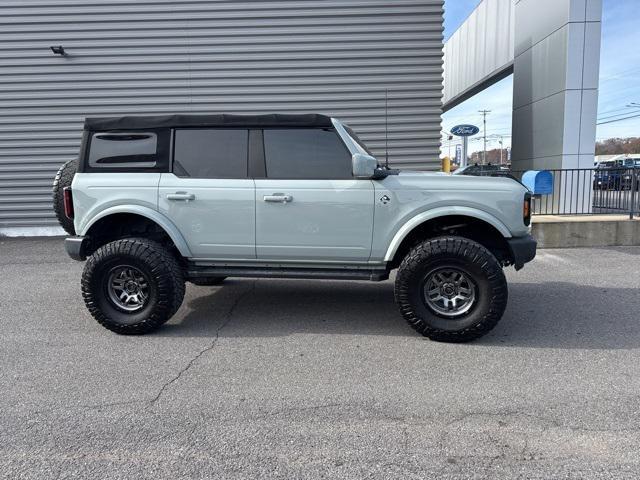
[81,238,185,335]
[394,237,508,342]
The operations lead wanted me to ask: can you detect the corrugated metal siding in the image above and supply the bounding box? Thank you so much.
[0,0,444,228]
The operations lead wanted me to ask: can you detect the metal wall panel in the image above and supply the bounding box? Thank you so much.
[442,0,514,110]
[0,0,444,229]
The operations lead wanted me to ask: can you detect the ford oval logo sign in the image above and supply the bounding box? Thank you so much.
[451,124,479,137]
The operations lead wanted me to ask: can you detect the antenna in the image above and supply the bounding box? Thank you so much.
[385,88,389,169]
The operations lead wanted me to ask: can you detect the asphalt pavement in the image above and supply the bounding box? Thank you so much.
[1,238,640,479]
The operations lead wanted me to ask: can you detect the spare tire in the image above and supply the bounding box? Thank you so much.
[52,159,78,235]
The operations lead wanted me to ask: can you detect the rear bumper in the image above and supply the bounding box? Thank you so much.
[507,234,537,270]
[65,236,90,261]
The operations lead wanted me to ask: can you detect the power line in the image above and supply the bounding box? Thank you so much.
[597,105,640,121]
[597,104,640,117]
[597,112,640,126]
[599,65,640,83]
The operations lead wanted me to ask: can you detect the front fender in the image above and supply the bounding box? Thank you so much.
[80,205,193,258]
[383,206,512,262]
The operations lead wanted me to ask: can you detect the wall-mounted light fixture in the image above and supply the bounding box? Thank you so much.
[50,46,66,56]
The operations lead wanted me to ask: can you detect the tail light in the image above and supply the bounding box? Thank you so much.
[523,192,531,226]
[63,186,74,219]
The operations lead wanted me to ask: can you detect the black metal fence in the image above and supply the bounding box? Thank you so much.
[506,168,639,218]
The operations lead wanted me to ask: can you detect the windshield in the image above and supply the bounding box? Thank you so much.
[343,124,374,156]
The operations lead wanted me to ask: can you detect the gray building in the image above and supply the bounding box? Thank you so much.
[443,0,602,214]
[444,0,602,173]
[0,0,445,233]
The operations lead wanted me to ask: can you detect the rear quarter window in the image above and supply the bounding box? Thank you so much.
[89,133,157,167]
[81,129,170,172]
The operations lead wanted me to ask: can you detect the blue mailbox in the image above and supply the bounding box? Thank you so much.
[521,170,553,195]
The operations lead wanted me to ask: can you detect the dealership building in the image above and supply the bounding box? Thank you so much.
[0,0,601,234]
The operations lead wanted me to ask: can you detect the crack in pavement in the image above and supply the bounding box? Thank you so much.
[0,260,73,266]
[442,410,640,434]
[148,281,256,407]
[33,399,140,417]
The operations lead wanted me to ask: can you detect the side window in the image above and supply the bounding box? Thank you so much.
[173,129,248,178]
[263,128,352,179]
[88,132,158,168]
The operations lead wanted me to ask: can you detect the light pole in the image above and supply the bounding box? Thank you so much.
[478,110,491,164]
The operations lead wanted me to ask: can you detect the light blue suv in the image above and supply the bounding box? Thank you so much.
[55,113,536,342]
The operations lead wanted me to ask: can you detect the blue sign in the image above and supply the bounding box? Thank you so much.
[455,144,461,164]
[451,124,479,137]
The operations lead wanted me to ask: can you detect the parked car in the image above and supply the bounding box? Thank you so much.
[594,161,623,190]
[621,159,640,191]
[54,113,536,342]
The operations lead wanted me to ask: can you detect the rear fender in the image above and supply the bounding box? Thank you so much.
[80,205,192,258]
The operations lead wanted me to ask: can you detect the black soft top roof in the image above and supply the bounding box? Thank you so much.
[84,113,333,131]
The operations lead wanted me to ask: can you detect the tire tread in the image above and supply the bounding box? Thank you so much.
[394,236,508,342]
[52,159,77,235]
[81,237,185,335]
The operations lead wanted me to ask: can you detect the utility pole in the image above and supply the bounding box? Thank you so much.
[478,110,491,164]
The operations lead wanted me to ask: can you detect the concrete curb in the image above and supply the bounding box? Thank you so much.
[532,216,640,248]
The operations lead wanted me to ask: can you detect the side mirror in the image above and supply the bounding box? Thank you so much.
[352,153,378,179]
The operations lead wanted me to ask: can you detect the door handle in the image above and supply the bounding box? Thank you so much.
[167,192,195,201]
[263,194,293,203]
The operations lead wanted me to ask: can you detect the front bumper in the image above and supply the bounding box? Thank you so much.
[507,234,537,270]
[65,236,90,261]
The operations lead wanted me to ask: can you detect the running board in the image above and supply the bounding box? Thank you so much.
[187,266,389,282]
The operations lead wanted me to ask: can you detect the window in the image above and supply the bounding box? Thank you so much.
[263,128,352,179]
[173,129,248,178]
[88,132,158,168]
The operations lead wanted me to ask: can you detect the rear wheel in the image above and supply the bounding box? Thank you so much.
[81,238,185,334]
[52,159,78,235]
[394,236,508,342]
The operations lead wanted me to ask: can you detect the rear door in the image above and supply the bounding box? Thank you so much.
[158,128,255,259]
[254,128,374,262]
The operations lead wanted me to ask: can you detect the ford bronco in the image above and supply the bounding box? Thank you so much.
[55,113,536,342]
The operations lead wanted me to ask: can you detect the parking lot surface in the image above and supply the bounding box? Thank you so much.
[1,238,640,479]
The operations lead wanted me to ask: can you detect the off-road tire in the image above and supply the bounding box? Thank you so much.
[81,238,185,335]
[52,159,78,235]
[188,276,226,286]
[394,236,508,343]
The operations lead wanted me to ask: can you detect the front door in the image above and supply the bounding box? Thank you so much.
[255,128,374,262]
[158,128,255,259]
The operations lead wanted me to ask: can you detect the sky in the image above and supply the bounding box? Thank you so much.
[441,0,640,157]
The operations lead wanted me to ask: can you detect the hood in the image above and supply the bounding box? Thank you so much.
[397,170,447,177]
[384,169,529,194]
